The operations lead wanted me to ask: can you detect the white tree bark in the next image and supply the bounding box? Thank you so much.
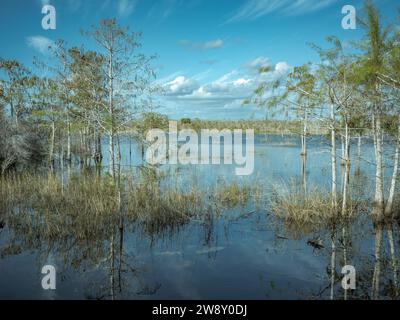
[108,43,115,178]
[374,115,385,213]
[331,104,338,212]
[385,121,400,216]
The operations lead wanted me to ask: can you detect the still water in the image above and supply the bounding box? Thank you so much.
[0,134,398,299]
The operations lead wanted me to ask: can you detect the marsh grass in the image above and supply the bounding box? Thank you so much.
[0,169,258,240]
[269,180,367,235]
[212,179,252,208]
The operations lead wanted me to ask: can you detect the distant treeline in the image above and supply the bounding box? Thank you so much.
[130,117,328,135]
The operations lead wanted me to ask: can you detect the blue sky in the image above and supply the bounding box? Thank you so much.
[0,0,399,120]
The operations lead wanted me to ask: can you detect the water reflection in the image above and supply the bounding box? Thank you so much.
[0,135,399,299]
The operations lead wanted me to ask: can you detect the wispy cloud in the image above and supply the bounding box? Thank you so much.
[26,36,54,55]
[226,0,337,23]
[244,56,269,71]
[180,39,224,50]
[147,0,202,23]
[118,0,138,18]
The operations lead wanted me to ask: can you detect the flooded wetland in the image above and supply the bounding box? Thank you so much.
[0,135,398,300]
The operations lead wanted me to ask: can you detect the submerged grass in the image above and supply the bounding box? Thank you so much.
[0,169,259,238]
[269,180,367,236]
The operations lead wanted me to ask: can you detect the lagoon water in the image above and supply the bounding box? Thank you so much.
[0,134,398,299]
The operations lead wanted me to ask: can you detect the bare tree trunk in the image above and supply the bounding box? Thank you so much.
[330,230,336,300]
[342,226,348,300]
[374,115,385,214]
[301,108,307,156]
[331,104,338,212]
[385,121,400,216]
[342,164,350,215]
[387,225,399,298]
[49,119,55,165]
[108,44,115,179]
[341,135,345,166]
[110,229,115,300]
[372,222,383,300]
[67,118,71,162]
[301,155,307,198]
[344,119,350,166]
[109,131,114,178]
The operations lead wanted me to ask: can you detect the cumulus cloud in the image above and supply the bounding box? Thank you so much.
[26,36,54,55]
[164,76,199,96]
[159,59,291,117]
[245,56,270,71]
[274,61,291,75]
[180,39,224,50]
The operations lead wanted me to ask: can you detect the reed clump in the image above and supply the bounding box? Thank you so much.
[125,174,204,232]
[0,171,262,239]
[212,179,252,208]
[271,183,332,220]
[269,180,365,235]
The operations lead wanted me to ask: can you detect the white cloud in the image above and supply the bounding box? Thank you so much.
[165,76,199,96]
[234,78,252,87]
[203,39,224,49]
[180,39,224,50]
[118,0,138,18]
[191,87,212,98]
[26,36,54,55]
[245,56,269,71]
[275,61,291,75]
[160,59,291,117]
[226,0,337,23]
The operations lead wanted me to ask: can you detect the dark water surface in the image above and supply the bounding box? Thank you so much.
[0,135,399,300]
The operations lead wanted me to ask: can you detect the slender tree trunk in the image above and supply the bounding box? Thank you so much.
[108,45,115,179]
[67,117,71,162]
[387,226,399,298]
[98,131,102,163]
[49,119,55,165]
[301,155,307,198]
[344,119,350,166]
[331,104,338,212]
[330,230,336,300]
[342,226,348,300]
[374,115,385,214]
[372,222,383,300]
[110,229,115,300]
[109,131,114,178]
[116,134,121,173]
[301,108,307,156]
[342,163,349,215]
[341,135,345,166]
[385,120,400,216]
